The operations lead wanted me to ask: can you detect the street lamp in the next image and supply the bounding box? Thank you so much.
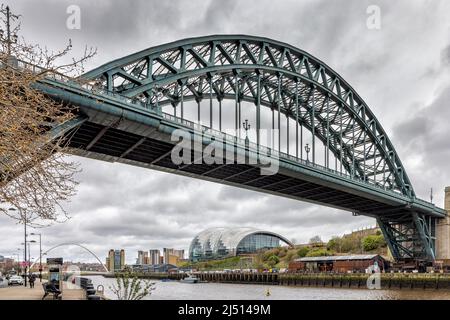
[30,232,42,282]
[28,240,37,261]
[305,143,311,163]
[243,119,251,141]
[0,6,18,60]
[20,239,35,286]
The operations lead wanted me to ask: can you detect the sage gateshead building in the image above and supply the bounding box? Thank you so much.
[189,227,293,261]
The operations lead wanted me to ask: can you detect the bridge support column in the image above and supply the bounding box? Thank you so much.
[377,210,436,262]
[436,187,450,259]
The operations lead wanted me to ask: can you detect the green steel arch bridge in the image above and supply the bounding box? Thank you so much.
[13,35,446,262]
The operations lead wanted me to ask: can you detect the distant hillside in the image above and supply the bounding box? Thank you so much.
[179,227,389,271]
[326,227,389,257]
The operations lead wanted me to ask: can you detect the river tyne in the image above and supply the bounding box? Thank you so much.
[85,275,450,300]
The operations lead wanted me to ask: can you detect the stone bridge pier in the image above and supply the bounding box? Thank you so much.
[436,187,450,260]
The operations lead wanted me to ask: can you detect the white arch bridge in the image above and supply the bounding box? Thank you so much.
[29,243,108,272]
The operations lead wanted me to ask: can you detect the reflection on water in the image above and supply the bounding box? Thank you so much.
[85,275,450,300]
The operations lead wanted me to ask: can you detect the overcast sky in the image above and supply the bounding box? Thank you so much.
[1,0,449,264]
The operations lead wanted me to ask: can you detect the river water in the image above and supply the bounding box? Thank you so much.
[85,275,450,300]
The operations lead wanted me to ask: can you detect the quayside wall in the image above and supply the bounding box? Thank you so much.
[104,272,450,290]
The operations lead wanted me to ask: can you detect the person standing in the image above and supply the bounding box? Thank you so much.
[29,274,36,289]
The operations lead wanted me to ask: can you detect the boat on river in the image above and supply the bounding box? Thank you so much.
[180,275,199,283]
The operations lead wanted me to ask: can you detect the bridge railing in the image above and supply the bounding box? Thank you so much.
[14,59,146,107]
[16,59,72,82]
[161,112,397,195]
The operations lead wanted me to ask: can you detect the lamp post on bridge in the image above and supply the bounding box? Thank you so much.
[305,143,311,164]
[243,119,251,143]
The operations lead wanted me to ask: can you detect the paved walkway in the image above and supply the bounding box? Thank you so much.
[0,281,85,300]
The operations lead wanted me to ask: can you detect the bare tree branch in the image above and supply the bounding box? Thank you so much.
[0,5,97,226]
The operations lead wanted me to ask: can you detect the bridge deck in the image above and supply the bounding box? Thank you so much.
[68,120,413,217]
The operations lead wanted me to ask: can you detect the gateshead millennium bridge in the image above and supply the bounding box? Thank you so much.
[10,35,447,262]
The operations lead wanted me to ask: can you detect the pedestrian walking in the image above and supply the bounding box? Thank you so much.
[29,274,36,289]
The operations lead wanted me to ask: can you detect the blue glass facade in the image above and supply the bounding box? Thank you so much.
[236,233,281,255]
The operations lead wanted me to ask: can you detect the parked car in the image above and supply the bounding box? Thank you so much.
[8,275,24,286]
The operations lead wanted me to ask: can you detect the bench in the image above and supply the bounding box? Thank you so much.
[42,283,62,300]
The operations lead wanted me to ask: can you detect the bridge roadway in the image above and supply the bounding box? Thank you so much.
[35,75,444,217]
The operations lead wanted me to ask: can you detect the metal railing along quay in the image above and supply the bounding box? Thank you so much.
[74,276,104,300]
[106,271,450,290]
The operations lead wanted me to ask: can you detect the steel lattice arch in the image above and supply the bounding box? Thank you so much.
[82,35,413,197]
[17,35,446,263]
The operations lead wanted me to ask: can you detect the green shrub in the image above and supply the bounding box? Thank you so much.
[263,250,276,261]
[285,251,295,262]
[361,235,386,251]
[267,255,280,266]
[340,237,355,252]
[297,247,310,258]
[327,237,340,251]
[305,248,333,257]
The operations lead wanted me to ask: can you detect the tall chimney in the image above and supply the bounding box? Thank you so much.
[445,187,450,211]
[435,187,450,260]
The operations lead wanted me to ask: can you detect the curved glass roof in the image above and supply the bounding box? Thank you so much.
[189,227,293,261]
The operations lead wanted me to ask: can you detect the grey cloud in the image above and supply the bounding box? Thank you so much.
[393,84,450,203]
[200,0,238,32]
[85,218,192,240]
[442,45,450,67]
